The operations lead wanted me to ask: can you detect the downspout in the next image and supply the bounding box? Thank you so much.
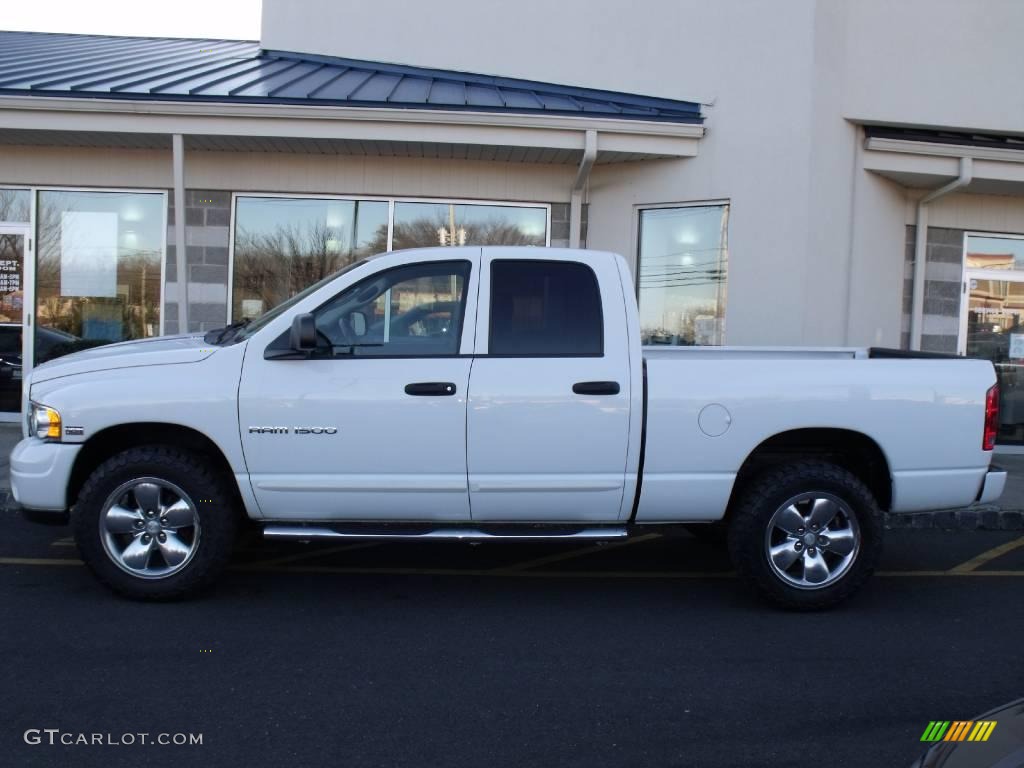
[172,133,189,333]
[909,155,972,350]
[570,129,597,248]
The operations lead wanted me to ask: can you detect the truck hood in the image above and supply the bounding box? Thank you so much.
[29,334,219,384]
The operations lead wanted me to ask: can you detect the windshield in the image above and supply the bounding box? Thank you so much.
[231,258,372,343]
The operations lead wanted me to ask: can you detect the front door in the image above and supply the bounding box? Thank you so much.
[960,233,1024,447]
[962,270,1024,446]
[0,225,28,420]
[466,250,632,522]
[238,253,479,520]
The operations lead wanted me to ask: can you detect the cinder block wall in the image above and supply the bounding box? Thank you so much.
[165,190,231,335]
[901,225,963,353]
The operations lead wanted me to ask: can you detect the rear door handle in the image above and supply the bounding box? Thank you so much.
[572,381,620,396]
[405,382,457,396]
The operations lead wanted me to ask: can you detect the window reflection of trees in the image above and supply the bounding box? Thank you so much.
[392,213,545,251]
[34,196,162,363]
[235,208,545,320]
[0,190,29,223]
[233,221,388,318]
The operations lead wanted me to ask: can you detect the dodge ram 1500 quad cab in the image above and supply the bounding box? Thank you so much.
[12,247,1006,608]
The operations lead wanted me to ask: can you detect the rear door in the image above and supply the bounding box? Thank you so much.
[466,249,632,522]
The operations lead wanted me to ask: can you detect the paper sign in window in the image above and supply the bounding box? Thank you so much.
[1010,333,1024,360]
[60,211,118,298]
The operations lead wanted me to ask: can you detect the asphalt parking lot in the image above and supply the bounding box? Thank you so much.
[1,508,1022,768]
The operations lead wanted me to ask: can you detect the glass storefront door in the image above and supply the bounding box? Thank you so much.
[0,225,27,418]
[961,233,1024,446]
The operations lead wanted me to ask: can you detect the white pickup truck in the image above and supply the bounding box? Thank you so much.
[11,247,1006,608]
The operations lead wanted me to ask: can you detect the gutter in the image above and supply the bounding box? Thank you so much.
[570,130,597,248]
[909,156,972,350]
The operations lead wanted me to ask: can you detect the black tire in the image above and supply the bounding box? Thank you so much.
[72,445,238,600]
[727,460,882,610]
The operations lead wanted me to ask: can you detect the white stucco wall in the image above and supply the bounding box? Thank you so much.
[260,0,1024,347]
[3,0,1021,348]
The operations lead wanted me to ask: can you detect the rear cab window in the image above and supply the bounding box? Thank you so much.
[488,260,603,356]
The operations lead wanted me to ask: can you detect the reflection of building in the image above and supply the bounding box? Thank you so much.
[967,253,1014,270]
[2,2,1024,371]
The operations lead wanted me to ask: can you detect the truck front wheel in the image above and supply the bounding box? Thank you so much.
[72,445,237,600]
[727,460,882,610]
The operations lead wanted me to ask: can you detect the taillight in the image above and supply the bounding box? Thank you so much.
[983,384,999,451]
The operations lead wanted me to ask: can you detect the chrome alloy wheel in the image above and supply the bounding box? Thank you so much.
[99,478,201,579]
[764,492,860,590]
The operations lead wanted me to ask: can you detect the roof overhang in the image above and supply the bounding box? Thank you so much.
[864,132,1024,195]
[0,94,703,162]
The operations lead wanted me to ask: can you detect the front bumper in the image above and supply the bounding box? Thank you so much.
[977,466,1007,504]
[10,438,81,515]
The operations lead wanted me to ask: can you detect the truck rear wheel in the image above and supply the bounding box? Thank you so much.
[727,460,882,610]
[72,445,237,600]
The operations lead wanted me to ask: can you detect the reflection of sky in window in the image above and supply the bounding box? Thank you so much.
[638,205,727,343]
[393,202,547,241]
[235,198,388,249]
[39,190,164,257]
[966,235,1024,270]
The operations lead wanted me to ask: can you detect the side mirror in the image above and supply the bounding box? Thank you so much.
[290,313,317,351]
[349,311,367,337]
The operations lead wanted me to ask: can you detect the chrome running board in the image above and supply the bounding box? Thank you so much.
[262,524,629,542]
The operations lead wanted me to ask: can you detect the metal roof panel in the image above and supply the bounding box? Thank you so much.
[0,30,704,124]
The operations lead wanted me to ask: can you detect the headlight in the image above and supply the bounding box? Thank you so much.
[29,403,61,441]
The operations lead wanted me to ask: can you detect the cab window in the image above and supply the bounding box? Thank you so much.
[309,260,470,357]
[488,260,603,356]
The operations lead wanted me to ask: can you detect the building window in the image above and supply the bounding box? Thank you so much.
[489,260,603,356]
[232,197,389,320]
[392,202,547,250]
[231,196,549,321]
[0,189,30,223]
[962,232,1024,445]
[637,203,728,345]
[35,189,165,364]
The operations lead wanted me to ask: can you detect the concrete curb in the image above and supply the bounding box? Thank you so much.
[885,507,1024,530]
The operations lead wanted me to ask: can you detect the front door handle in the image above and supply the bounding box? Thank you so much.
[572,381,620,396]
[405,382,457,396]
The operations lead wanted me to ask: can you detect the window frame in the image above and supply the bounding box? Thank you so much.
[228,192,551,322]
[633,199,730,346]
[958,230,1024,356]
[486,258,605,358]
[31,185,169,370]
[265,258,474,360]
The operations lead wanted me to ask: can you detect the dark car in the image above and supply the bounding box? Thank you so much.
[0,324,87,413]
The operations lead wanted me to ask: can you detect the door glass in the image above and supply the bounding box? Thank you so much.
[0,232,24,413]
[965,277,1024,445]
[305,260,471,357]
[489,260,603,355]
[35,190,164,364]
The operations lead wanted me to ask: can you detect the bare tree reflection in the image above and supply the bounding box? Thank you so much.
[233,221,388,318]
[33,196,162,363]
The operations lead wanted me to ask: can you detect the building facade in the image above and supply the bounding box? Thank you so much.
[2,0,1024,443]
